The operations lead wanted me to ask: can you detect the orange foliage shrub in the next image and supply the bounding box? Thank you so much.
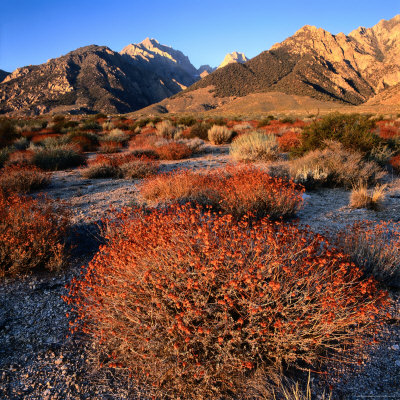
[139,166,304,220]
[31,133,61,143]
[0,193,70,276]
[389,154,400,173]
[155,142,192,160]
[277,130,302,152]
[66,205,389,399]
[0,164,49,195]
[6,149,35,165]
[99,141,123,153]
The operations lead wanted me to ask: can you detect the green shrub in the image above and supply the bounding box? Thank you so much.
[177,115,197,127]
[0,119,17,148]
[189,122,211,140]
[292,113,382,156]
[33,145,85,170]
[230,131,279,162]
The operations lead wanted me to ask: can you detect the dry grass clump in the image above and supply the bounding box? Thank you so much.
[66,204,389,400]
[208,125,234,144]
[335,221,400,288]
[0,193,70,277]
[230,131,279,162]
[350,182,386,210]
[139,166,304,220]
[289,142,385,189]
[156,120,179,139]
[0,165,50,195]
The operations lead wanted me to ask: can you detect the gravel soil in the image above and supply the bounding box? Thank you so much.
[1,146,400,399]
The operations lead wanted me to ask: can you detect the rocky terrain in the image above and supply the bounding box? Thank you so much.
[0,39,204,116]
[218,51,249,69]
[149,15,400,114]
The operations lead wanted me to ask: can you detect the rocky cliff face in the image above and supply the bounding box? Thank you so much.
[0,40,204,115]
[0,45,181,115]
[120,38,199,90]
[218,52,249,69]
[198,65,216,78]
[0,70,9,83]
[185,15,400,106]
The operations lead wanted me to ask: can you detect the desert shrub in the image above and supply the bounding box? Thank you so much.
[82,164,123,179]
[0,193,70,277]
[139,166,304,220]
[102,121,115,131]
[83,154,158,180]
[389,154,400,173]
[289,142,385,189]
[0,119,17,148]
[99,142,123,153]
[176,138,205,153]
[156,120,178,139]
[6,149,35,166]
[206,117,226,126]
[230,131,279,162]
[0,165,50,195]
[0,147,11,168]
[293,113,382,156]
[80,120,102,131]
[12,137,30,151]
[66,204,389,400]
[257,115,275,127]
[120,159,159,179]
[155,142,193,160]
[368,145,394,166]
[32,144,85,170]
[189,122,212,140]
[101,129,130,144]
[280,117,296,124]
[232,122,252,131]
[68,132,99,152]
[335,221,400,288]
[177,115,197,127]
[278,130,302,152]
[208,125,234,144]
[350,183,386,210]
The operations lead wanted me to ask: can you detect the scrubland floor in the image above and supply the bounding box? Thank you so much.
[1,144,400,399]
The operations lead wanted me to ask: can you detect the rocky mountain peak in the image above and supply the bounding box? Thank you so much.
[218,51,248,69]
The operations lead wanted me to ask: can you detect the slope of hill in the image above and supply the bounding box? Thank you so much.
[0,69,9,83]
[165,15,400,112]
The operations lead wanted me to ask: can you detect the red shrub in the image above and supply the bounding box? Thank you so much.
[66,205,389,399]
[155,142,192,160]
[99,141,123,153]
[277,130,302,152]
[389,154,400,173]
[139,166,304,220]
[6,149,35,165]
[0,193,70,276]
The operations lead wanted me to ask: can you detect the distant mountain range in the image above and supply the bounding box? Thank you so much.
[1,15,400,115]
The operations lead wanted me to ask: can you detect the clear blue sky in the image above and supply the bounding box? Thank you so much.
[1,0,399,72]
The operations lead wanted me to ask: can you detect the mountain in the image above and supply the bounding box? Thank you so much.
[0,39,202,115]
[152,15,400,113]
[198,65,216,78]
[0,70,9,83]
[120,38,199,89]
[218,52,248,69]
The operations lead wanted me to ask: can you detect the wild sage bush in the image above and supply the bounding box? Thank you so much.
[289,142,385,189]
[66,205,389,400]
[0,193,70,277]
[208,125,234,144]
[230,131,279,162]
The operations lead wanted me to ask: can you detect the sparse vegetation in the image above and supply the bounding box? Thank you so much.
[350,182,386,210]
[32,144,85,170]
